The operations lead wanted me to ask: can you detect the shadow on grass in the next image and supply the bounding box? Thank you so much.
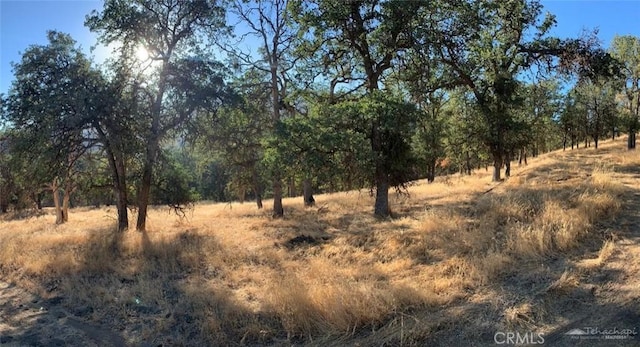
[1,225,288,346]
[266,149,640,346]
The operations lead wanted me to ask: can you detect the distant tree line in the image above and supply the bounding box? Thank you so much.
[0,0,636,230]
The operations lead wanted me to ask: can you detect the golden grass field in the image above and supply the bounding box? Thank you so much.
[2,137,640,346]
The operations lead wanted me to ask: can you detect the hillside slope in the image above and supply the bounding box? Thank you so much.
[1,137,639,346]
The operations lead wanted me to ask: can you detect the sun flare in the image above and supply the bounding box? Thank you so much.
[135,45,149,61]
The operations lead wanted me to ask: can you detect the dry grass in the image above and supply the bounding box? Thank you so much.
[0,137,635,345]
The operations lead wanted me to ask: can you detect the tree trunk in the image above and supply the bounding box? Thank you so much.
[270,60,284,218]
[137,154,154,231]
[30,192,43,210]
[255,194,263,209]
[112,156,129,231]
[628,128,636,149]
[374,172,390,217]
[426,161,435,183]
[303,179,315,207]
[518,149,524,165]
[137,60,170,231]
[492,151,502,182]
[52,178,64,225]
[62,179,72,223]
[594,136,599,149]
[0,189,8,213]
[115,188,128,232]
[94,123,128,231]
[252,168,263,209]
[272,178,284,218]
[465,151,472,175]
[504,152,511,178]
[372,122,390,218]
[239,186,246,203]
[288,177,296,197]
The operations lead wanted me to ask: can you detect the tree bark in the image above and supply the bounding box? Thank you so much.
[518,149,523,165]
[465,151,472,175]
[492,151,502,182]
[94,122,128,231]
[426,161,435,183]
[374,171,390,217]
[504,152,511,178]
[111,154,129,231]
[137,59,169,231]
[252,168,263,209]
[628,128,636,149]
[239,185,246,203]
[52,178,64,224]
[303,178,315,207]
[288,177,296,197]
[34,192,43,210]
[372,122,390,218]
[136,146,156,231]
[270,62,284,218]
[272,178,284,217]
[62,179,72,223]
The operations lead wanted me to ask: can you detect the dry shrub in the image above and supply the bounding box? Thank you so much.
[416,210,492,257]
[579,239,617,270]
[597,239,616,263]
[503,301,546,330]
[475,189,544,226]
[475,252,513,284]
[545,270,580,294]
[265,259,431,338]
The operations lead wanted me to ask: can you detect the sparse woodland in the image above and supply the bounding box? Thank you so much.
[1,0,640,346]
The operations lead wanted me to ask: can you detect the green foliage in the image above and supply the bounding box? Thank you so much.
[284,92,418,191]
[152,147,200,207]
[441,91,490,174]
[573,78,620,146]
[610,35,640,138]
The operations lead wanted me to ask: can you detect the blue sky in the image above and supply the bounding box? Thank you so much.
[1,0,639,95]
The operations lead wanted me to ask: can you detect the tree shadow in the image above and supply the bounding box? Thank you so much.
[0,225,283,346]
[272,151,640,346]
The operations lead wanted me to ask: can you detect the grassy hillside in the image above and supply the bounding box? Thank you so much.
[2,137,639,346]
